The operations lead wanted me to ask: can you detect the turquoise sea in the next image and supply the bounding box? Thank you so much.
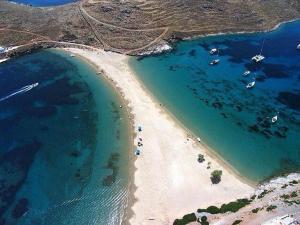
[130,21,300,182]
[0,49,131,224]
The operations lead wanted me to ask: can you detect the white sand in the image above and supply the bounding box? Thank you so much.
[65,48,254,225]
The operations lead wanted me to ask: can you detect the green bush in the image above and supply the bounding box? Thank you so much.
[289,180,298,185]
[220,199,251,213]
[197,198,251,215]
[207,206,220,214]
[198,154,205,163]
[266,205,277,212]
[291,191,298,198]
[258,190,268,199]
[232,220,242,225]
[173,213,197,225]
[251,208,260,213]
[210,170,223,184]
[201,216,207,222]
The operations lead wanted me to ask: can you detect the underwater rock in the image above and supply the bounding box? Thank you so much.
[11,198,29,219]
[277,91,300,112]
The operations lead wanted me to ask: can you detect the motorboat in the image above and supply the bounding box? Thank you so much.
[210,59,220,65]
[210,48,218,55]
[297,44,300,50]
[243,70,251,76]
[246,80,255,89]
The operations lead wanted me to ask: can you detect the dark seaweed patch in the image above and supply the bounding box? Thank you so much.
[277,91,300,112]
[188,49,197,57]
[0,141,41,218]
[256,75,266,82]
[11,198,28,219]
[262,64,290,79]
[102,153,120,186]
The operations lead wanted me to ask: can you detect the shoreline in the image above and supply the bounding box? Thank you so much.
[180,18,300,41]
[1,19,299,59]
[127,57,258,188]
[58,48,137,225]
[64,47,255,225]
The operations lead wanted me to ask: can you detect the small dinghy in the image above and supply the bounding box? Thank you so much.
[210,59,220,65]
[243,70,251,76]
[246,80,255,89]
[210,48,218,55]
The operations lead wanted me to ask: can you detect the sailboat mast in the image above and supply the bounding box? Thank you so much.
[259,39,265,55]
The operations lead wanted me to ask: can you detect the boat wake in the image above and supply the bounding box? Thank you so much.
[0,82,39,102]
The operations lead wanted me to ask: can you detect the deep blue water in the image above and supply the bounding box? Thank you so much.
[130,20,300,182]
[10,0,77,7]
[0,49,131,225]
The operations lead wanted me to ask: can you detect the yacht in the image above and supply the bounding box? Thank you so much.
[252,54,265,63]
[243,70,251,76]
[252,39,265,63]
[246,80,255,89]
[297,44,300,50]
[210,48,218,55]
[210,59,220,65]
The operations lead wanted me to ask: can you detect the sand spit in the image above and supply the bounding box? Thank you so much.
[64,48,254,225]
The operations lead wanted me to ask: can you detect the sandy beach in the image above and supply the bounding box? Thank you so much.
[64,48,254,225]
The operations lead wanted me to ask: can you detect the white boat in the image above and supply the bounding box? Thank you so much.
[246,80,255,89]
[252,54,265,63]
[196,137,201,142]
[243,70,251,76]
[210,59,220,65]
[0,58,9,64]
[252,39,266,63]
[297,44,300,50]
[210,48,217,55]
[70,54,75,57]
[21,82,39,91]
[271,115,278,123]
[0,82,39,102]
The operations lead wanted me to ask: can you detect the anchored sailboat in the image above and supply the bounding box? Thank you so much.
[210,59,220,65]
[210,49,220,65]
[243,70,251,76]
[210,48,218,55]
[271,112,279,123]
[252,39,265,63]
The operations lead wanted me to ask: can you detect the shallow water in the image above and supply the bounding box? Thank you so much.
[130,21,300,182]
[0,49,131,225]
[9,0,76,7]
